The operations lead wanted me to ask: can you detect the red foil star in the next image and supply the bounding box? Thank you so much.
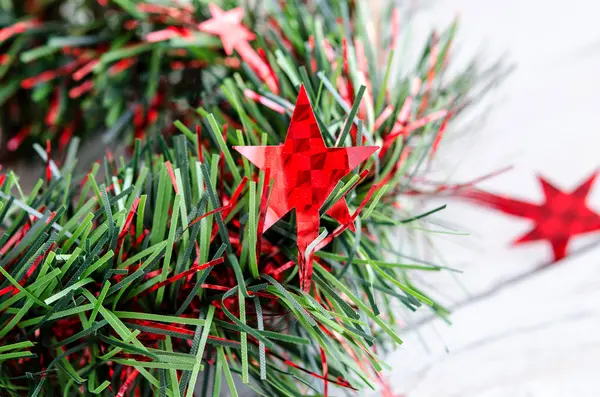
[463,172,600,262]
[234,86,378,290]
[197,4,255,55]
[198,4,278,93]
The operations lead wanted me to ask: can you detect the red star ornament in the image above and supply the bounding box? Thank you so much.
[197,4,279,93]
[197,4,255,55]
[234,86,379,290]
[463,172,600,262]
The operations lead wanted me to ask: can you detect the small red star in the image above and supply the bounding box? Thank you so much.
[198,4,255,55]
[464,172,600,261]
[234,86,378,289]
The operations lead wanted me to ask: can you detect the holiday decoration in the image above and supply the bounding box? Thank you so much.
[0,0,230,154]
[198,4,278,93]
[462,172,600,261]
[0,0,500,396]
[199,4,254,56]
[234,86,378,291]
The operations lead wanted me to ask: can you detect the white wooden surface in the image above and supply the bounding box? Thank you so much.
[391,247,600,397]
[374,0,600,395]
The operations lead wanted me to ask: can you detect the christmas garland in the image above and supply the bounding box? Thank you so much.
[0,1,496,396]
[0,0,238,154]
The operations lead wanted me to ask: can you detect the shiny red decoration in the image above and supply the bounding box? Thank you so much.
[197,4,278,93]
[197,4,255,55]
[234,86,378,290]
[463,172,600,261]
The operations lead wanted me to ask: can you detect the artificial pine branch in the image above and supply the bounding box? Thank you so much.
[0,0,239,156]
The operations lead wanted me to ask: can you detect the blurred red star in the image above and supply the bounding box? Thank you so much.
[234,86,378,289]
[464,172,600,261]
[198,4,255,55]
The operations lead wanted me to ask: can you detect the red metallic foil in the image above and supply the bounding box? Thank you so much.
[234,86,378,290]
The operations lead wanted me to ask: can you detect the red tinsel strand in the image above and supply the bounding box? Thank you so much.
[164,161,179,194]
[268,260,295,277]
[45,140,52,183]
[45,89,61,126]
[116,368,139,397]
[418,32,439,117]
[140,257,225,297]
[186,204,231,230]
[69,80,94,99]
[0,220,30,257]
[243,89,286,114]
[21,57,90,89]
[117,197,140,244]
[58,123,75,151]
[430,109,453,158]
[108,58,137,76]
[320,347,329,397]
[266,350,355,390]
[7,126,32,152]
[222,176,248,217]
[145,26,193,43]
[73,59,100,81]
[0,19,40,43]
[196,125,204,162]
[235,41,279,94]
[405,166,512,197]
